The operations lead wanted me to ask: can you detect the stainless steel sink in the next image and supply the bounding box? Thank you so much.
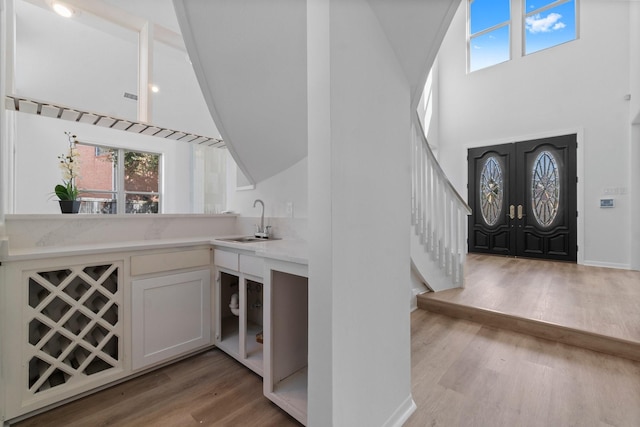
[217,236,281,243]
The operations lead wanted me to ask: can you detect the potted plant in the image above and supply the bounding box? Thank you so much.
[55,132,81,213]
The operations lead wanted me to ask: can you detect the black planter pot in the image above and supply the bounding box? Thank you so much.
[59,200,81,214]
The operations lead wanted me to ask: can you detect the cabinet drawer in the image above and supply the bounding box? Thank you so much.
[239,254,264,277]
[214,249,239,270]
[131,249,210,276]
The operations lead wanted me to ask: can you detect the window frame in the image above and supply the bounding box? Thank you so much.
[467,0,512,73]
[523,0,579,56]
[76,141,163,215]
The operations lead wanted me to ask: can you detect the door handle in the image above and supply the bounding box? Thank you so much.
[517,204,524,220]
[509,205,515,220]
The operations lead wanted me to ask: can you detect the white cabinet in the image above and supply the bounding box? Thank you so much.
[1,245,214,423]
[1,255,126,421]
[263,259,309,426]
[131,269,211,370]
[214,249,264,376]
[130,248,213,370]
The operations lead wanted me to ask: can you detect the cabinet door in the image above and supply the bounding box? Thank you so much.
[132,269,211,370]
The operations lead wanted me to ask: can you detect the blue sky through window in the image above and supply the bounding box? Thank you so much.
[470,0,510,34]
[469,0,510,72]
[470,26,510,72]
[469,0,577,72]
[525,1,576,54]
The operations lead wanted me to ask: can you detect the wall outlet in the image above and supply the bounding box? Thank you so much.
[286,202,294,218]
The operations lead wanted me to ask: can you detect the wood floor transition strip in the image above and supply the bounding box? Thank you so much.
[417,296,640,362]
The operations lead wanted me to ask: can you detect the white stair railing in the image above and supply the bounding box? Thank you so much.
[411,113,471,289]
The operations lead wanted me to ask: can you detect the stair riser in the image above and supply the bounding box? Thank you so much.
[418,298,640,363]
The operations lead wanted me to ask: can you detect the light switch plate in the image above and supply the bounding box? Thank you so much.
[600,199,614,208]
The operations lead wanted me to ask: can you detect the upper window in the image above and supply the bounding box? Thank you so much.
[468,0,511,72]
[524,0,577,55]
[467,0,578,72]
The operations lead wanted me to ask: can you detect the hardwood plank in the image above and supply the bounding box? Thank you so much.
[406,311,640,427]
[419,297,640,362]
[13,350,299,427]
[418,254,640,352]
[13,310,640,427]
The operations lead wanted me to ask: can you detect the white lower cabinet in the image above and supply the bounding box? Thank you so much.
[214,249,264,376]
[214,249,309,425]
[131,269,211,370]
[1,246,214,423]
[263,260,309,426]
[1,255,126,422]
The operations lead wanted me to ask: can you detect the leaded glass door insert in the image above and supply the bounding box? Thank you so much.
[468,135,577,261]
[480,156,504,226]
[531,151,560,227]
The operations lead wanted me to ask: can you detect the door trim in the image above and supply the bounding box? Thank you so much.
[463,127,584,265]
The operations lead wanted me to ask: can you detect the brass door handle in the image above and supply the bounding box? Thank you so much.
[517,204,524,220]
[509,205,515,220]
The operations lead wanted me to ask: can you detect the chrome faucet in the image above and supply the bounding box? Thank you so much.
[253,199,269,238]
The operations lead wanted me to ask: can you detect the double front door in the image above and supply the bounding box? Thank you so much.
[468,135,577,261]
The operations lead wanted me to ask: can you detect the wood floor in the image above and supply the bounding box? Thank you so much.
[14,255,640,426]
[15,311,640,427]
[13,350,301,427]
[418,253,640,360]
[406,309,640,427]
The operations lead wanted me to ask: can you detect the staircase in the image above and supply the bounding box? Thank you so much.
[410,112,471,299]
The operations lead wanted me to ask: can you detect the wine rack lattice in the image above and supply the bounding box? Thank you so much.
[25,263,122,396]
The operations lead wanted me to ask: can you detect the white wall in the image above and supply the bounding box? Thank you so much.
[13,0,219,138]
[226,153,308,219]
[436,0,633,268]
[15,0,139,121]
[308,0,413,424]
[630,2,640,271]
[12,111,193,214]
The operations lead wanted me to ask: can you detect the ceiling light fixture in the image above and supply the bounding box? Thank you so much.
[151,85,159,93]
[52,2,74,18]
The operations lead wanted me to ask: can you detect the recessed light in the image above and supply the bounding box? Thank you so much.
[151,85,159,93]
[52,2,74,18]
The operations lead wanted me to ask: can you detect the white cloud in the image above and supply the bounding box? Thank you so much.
[526,12,565,34]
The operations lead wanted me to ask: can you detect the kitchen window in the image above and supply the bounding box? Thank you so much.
[76,143,161,214]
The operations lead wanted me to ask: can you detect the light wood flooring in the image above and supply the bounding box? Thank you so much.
[14,255,640,426]
[15,310,640,427]
[405,309,640,427]
[13,350,300,427]
[418,253,640,360]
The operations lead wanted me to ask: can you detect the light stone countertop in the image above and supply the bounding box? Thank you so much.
[0,235,308,265]
[212,237,308,265]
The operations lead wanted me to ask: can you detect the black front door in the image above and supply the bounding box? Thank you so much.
[468,135,577,262]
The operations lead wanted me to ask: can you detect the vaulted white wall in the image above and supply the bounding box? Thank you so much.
[435,0,634,268]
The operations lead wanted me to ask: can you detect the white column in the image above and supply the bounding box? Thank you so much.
[308,0,414,424]
[138,21,153,123]
[307,0,333,423]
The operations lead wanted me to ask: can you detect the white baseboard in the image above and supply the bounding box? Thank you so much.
[582,260,631,270]
[382,395,417,427]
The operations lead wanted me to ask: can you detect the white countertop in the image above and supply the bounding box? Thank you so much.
[0,235,308,265]
[211,237,308,265]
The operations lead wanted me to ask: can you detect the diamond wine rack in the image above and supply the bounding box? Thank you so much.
[25,263,123,397]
